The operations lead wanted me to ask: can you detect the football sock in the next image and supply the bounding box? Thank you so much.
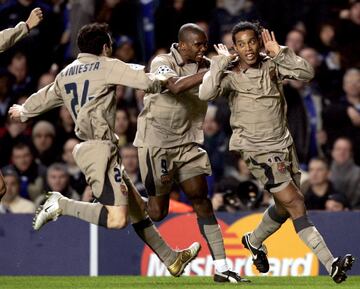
[250,204,288,248]
[294,215,334,273]
[123,169,177,267]
[198,215,227,262]
[214,258,229,272]
[59,198,108,227]
[133,218,177,267]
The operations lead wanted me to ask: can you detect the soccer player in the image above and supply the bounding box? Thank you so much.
[0,7,43,201]
[9,23,199,277]
[133,23,249,283]
[199,21,355,283]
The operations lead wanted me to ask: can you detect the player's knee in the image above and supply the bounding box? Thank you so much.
[147,200,168,221]
[281,195,304,209]
[148,209,167,222]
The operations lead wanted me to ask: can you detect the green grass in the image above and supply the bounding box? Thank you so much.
[0,276,359,289]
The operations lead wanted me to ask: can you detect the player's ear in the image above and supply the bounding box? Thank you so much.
[102,43,112,56]
[178,41,185,51]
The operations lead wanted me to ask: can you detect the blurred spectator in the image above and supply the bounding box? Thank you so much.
[68,0,95,59]
[32,120,59,166]
[0,167,35,213]
[303,157,342,210]
[7,51,34,97]
[115,108,136,146]
[113,35,136,62]
[212,178,239,212]
[221,31,235,53]
[61,138,86,196]
[203,105,228,182]
[119,144,146,197]
[43,162,80,206]
[329,137,360,209]
[285,29,305,55]
[300,45,342,102]
[96,0,139,59]
[284,78,325,168]
[154,0,191,49]
[2,142,46,201]
[37,64,57,90]
[256,0,306,43]
[0,115,31,167]
[344,69,360,127]
[212,176,263,212]
[322,68,360,163]
[208,0,258,46]
[0,69,15,126]
[115,85,139,126]
[336,0,360,69]
[315,22,342,74]
[325,193,349,212]
[56,105,76,148]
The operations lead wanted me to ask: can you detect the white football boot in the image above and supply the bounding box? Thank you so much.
[33,191,64,230]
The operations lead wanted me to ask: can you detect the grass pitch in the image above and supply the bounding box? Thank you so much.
[0,276,359,289]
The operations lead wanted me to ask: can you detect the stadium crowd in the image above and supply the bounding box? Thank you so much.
[0,0,359,214]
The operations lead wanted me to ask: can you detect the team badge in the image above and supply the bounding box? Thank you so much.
[155,65,174,75]
[277,162,287,174]
[160,174,172,184]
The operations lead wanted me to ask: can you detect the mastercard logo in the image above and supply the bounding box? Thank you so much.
[141,213,319,276]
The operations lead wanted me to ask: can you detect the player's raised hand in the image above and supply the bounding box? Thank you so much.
[214,44,237,60]
[26,8,43,30]
[261,29,280,58]
[8,104,23,122]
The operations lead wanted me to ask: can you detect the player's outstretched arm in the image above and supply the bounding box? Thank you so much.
[9,81,63,123]
[198,44,234,101]
[26,8,43,30]
[0,8,43,53]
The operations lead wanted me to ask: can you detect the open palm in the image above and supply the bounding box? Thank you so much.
[261,29,280,58]
[214,44,237,60]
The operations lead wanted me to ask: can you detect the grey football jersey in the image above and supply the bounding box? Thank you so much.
[134,44,208,148]
[199,47,314,152]
[0,22,28,53]
[20,53,158,144]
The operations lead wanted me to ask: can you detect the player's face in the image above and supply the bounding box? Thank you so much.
[233,29,261,68]
[179,32,208,63]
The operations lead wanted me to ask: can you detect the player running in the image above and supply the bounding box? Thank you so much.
[9,23,199,277]
[199,21,354,283]
[134,23,249,283]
